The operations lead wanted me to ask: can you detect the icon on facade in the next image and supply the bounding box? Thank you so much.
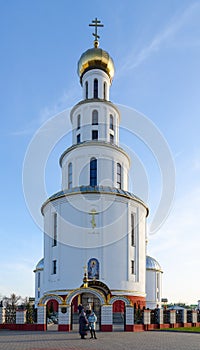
[88,258,99,279]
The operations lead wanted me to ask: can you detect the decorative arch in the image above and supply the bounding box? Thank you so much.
[93,78,98,98]
[109,295,131,306]
[92,110,98,125]
[66,287,106,305]
[38,294,65,306]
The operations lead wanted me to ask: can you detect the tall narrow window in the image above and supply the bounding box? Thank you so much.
[110,134,114,144]
[94,79,98,98]
[156,273,160,300]
[85,81,88,99]
[53,213,57,246]
[131,213,135,246]
[117,163,122,189]
[110,114,114,130]
[90,158,97,186]
[92,130,98,140]
[103,82,107,99]
[77,134,80,144]
[92,110,98,125]
[77,114,80,129]
[68,162,72,189]
[131,260,134,274]
[52,260,57,274]
[38,272,40,288]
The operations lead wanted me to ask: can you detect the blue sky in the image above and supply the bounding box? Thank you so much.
[0,0,200,304]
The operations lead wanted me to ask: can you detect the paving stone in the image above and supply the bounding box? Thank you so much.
[0,330,199,350]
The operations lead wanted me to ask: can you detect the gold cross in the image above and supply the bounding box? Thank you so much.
[89,17,104,46]
[89,209,98,229]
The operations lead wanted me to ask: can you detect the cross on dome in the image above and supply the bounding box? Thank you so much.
[89,17,104,48]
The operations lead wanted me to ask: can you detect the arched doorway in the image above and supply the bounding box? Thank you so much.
[38,294,65,332]
[66,287,106,332]
[109,296,132,332]
[71,292,101,331]
[112,300,125,331]
[46,299,59,331]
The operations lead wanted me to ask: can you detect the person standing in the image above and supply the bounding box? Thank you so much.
[78,303,83,314]
[88,310,97,339]
[79,309,88,339]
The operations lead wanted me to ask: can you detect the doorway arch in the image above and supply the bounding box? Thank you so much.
[109,296,132,331]
[66,287,106,330]
[38,294,65,331]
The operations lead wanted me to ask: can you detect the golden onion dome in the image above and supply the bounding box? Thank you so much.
[77,46,115,85]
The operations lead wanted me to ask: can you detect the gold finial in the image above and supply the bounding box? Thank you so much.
[89,17,104,48]
[83,265,88,288]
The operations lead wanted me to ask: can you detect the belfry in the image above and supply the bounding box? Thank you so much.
[34,19,163,331]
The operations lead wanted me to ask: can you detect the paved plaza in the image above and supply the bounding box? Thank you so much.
[0,330,199,350]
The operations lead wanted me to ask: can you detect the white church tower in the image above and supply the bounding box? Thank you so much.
[34,19,162,329]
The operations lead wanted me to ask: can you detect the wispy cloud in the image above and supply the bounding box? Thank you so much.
[39,84,79,124]
[117,2,200,76]
[10,123,37,137]
[10,84,79,137]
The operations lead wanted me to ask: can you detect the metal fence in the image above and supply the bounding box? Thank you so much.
[134,308,143,324]
[176,310,182,323]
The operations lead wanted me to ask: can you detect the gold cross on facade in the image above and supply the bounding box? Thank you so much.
[89,209,98,229]
[89,17,104,47]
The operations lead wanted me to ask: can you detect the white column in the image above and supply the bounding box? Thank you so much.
[101,305,112,331]
[0,307,5,324]
[58,305,71,331]
[157,308,163,324]
[192,311,197,324]
[169,310,176,325]
[37,305,46,329]
[181,309,187,324]
[143,310,151,325]
[125,306,134,331]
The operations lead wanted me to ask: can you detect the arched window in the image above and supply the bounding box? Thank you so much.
[110,114,114,130]
[92,110,98,125]
[117,163,122,189]
[131,260,134,274]
[68,162,72,189]
[94,79,98,98]
[103,82,107,99]
[53,212,57,246]
[85,81,88,99]
[90,158,97,186]
[131,213,135,246]
[77,114,80,129]
[38,272,40,288]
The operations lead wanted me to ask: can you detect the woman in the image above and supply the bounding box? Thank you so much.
[88,310,97,339]
[79,309,88,339]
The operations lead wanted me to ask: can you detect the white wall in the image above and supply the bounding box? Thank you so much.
[41,192,147,298]
[70,100,120,146]
[82,69,111,100]
[146,269,162,309]
[60,142,130,190]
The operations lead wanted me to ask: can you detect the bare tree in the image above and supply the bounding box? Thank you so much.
[3,293,22,324]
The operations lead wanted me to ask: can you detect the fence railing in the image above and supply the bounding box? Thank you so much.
[1,306,200,328]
